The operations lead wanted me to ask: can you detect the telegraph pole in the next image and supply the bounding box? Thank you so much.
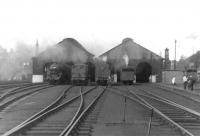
[174,40,177,70]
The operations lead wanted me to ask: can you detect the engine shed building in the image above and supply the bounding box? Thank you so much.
[99,38,163,82]
[32,38,94,82]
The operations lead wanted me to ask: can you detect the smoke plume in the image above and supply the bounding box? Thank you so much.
[38,38,90,64]
[123,53,129,66]
[186,33,199,40]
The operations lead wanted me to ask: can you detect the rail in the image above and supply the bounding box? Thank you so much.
[138,87,200,120]
[0,84,53,109]
[153,84,200,103]
[0,83,50,101]
[128,89,194,136]
[109,89,155,136]
[2,86,97,136]
[59,87,84,136]
[64,87,106,136]
[12,85,73,127]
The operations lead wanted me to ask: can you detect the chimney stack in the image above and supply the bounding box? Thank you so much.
[164,48,171,70]
[35,40,39,57]
[165,48,169,60]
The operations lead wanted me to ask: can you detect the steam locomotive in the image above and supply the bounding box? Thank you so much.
[45,60,110,85]
[45,62,71,84]
[45,60,136,85]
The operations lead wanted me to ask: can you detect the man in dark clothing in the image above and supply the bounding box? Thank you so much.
[190,79,195,90]
[188,76,195,91]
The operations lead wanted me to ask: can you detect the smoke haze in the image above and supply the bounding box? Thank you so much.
[0,43,34,80]
[38,38,91,64]
[0,40,54,80]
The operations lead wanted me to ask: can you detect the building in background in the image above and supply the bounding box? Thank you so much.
[163,48,171,70]
[32,38,94,83]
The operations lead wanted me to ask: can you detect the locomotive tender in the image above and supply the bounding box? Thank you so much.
[94,61,110,85]
[71,64,89,85]
[120,66,135,84]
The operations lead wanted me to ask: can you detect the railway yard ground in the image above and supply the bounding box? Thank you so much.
[1,83,200,135]
[159,83,200,93]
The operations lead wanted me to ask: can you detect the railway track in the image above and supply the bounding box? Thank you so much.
[132,85,200,114]
[153,84,200,101]
[0,85,72,135]
[0,83,48,97]
[126,86,200,136]
[62,86,106,136]
[0,83,46,96]
[129,85,200,112]
[110,86,185,136]
[0,83,41,90]
[2,86,103,136]
[0,83,53,111]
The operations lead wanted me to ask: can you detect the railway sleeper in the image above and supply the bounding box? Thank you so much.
[160,109,185,112]
[84,117,98,121]
[78,126,93,130]
[22,131,61,136]
[77,131,91,136]
[80,122,94,126]
[36,124,67,127]
[184,126,200,129]
[166,116,196,120]
[165,115,192,119]
[163,112,188,114]
[29,127,64,131]
[181,122,200,125]
[172,118,200,122]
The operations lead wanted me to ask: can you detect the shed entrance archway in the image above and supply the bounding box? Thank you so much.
[136,62,152,83]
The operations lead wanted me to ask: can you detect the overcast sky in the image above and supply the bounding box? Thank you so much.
[0,0,199,60]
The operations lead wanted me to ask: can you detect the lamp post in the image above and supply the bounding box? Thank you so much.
[174,40,177,70]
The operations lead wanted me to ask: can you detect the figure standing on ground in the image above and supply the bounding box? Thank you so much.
[187,75,194,91]
[183,75,187,90]
[172,77,176,85]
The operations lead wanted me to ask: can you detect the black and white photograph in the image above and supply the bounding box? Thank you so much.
[0,0,200,135]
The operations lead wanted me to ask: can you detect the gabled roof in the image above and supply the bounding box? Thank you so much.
[37,38,94,63]
[57,38,94,57]
[99,38,162,59]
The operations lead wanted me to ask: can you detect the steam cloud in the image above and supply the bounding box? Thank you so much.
[0,41,53,81]
[186,33,199,40]
[40,46,88,63]
[102,56,107,62]
[38,38,90,64]
[123,53,129,66]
